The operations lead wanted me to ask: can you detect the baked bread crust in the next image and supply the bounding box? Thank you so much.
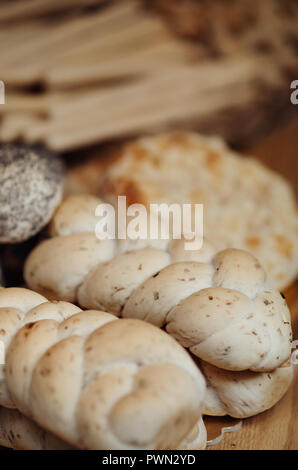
[24,195,294,418]
[0,144,64,243]
[201,360,293,419]
[0,287,206,450]
[0,406,73,450]
[101,133,298,290]
[0,406,205,450]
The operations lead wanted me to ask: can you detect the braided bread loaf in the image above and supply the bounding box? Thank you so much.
[0,406,206,451]
[0,287,206,449]
[24,195,294,418]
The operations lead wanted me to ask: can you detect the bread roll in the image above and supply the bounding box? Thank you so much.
[24,195,294,418]
[0,287,206,449]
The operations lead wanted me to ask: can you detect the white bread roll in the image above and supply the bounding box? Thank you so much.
[0,288,206,450]
[24,195,294,418]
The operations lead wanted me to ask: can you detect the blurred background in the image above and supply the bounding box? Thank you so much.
[0,0,297,150]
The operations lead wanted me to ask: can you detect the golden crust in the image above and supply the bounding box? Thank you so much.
[101,132,298,290]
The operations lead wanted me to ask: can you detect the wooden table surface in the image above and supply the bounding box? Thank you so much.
[208,119,298,450]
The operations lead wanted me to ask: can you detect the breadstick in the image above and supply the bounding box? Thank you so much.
[0,0,103,23]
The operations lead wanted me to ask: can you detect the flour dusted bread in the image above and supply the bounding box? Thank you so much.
[0,407,205,451]
[24,195,294,418]
[201,360,293,419]
[101,132,298,290]
[0,287,206,450]
[0,144,64,243]
[0,288,79,408]
[0,405,205,451]
[79,247,292,373]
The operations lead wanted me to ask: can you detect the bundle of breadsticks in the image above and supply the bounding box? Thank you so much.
[1,0,297,150]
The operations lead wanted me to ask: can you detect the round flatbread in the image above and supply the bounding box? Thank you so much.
[101,132,298,290]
